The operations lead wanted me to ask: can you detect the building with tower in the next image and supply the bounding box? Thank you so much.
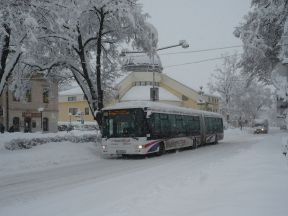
[115,53,219,112]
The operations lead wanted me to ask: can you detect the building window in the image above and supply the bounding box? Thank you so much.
[13,94,20,102]
[43,87,49,103]
[43,118,49,131]
[32,121,36,128]
[69,108,78,115]
[133,81,159,86]
[182,95,188,101]
[68,96,77,101]
[24,117,32,133]
[26,89,32,102]
[85,107,89,115]
[13,117,20,132]
[0,106,3,116]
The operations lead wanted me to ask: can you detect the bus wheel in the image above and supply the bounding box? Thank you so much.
[157,142,165,156]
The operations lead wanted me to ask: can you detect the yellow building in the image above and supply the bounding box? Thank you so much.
[115,53,219,112]
[58,87,95,123]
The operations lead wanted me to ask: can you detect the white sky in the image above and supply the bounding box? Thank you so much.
[139,0,251,92]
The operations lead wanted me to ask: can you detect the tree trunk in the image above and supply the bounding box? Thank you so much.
[75,25,100,125]
[0,24,11,96]
[96,9,105,111]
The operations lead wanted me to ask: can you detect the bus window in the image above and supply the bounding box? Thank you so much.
[149,113,171,138]
[169,114,176,137]
[192,116,200,135]
[160,114,170,137]
[204,117,223,134]
[217,118,224,133]
[102,109,146,138]
[184,116,193,136]
[205,117,212,134]
[175,115,185,136]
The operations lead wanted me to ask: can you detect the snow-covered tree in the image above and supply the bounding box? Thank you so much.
[234,81,272,121]
[234,0,288,84]
[209,53,272,126]
[0,0,59,98]
[208,53,242,122]
[0,0,31,95]
[40,0,157,126]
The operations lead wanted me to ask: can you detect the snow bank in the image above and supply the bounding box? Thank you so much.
[0,131,101,176]
[5,133,100,150]
[0,131,100,151]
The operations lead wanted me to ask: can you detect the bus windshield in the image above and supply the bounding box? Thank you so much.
[102,109,146,138]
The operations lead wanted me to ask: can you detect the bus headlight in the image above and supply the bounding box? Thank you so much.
[138,145,144,149]
[102,145,107,150]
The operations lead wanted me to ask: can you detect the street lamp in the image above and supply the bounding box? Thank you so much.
[120,40,189,56]
[120,40,189,101]
[37,107,44,130]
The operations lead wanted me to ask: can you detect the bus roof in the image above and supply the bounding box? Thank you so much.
[103,101,222,118]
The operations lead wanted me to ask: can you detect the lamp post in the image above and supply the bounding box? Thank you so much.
[68,112,72,125]
[120,40,189,101]
[37,107,44,130]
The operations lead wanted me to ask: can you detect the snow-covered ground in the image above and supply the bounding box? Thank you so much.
[0,128,288,216]
[0,130,100,175]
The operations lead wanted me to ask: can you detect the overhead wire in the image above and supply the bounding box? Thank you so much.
[165,54,241,69]
[121,45,242,69]
[126,45,242,58]
[158,45,242,56]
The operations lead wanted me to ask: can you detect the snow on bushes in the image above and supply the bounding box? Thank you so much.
[5,134,101,150]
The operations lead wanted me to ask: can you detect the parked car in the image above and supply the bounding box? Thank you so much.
[58,124,74,132]
[252,119,269,134]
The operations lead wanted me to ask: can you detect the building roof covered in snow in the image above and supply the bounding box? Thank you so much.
[59,87,83,96]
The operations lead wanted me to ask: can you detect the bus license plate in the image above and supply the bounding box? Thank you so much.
[116,150,126,154]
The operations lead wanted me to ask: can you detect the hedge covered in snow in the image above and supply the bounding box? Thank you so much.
[5,134,101,150]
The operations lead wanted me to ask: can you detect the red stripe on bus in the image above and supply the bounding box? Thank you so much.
[144,140,159,148]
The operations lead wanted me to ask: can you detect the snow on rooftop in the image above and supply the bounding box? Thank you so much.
[121,86,181,102]
[122,53,163,72]
[59,87,83,96]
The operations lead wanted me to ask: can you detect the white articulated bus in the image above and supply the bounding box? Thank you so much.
[101,101,224,156]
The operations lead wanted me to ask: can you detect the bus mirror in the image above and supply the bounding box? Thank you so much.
[146,110,152,118]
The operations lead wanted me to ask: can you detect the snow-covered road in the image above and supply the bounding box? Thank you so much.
[0,129,288,216]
